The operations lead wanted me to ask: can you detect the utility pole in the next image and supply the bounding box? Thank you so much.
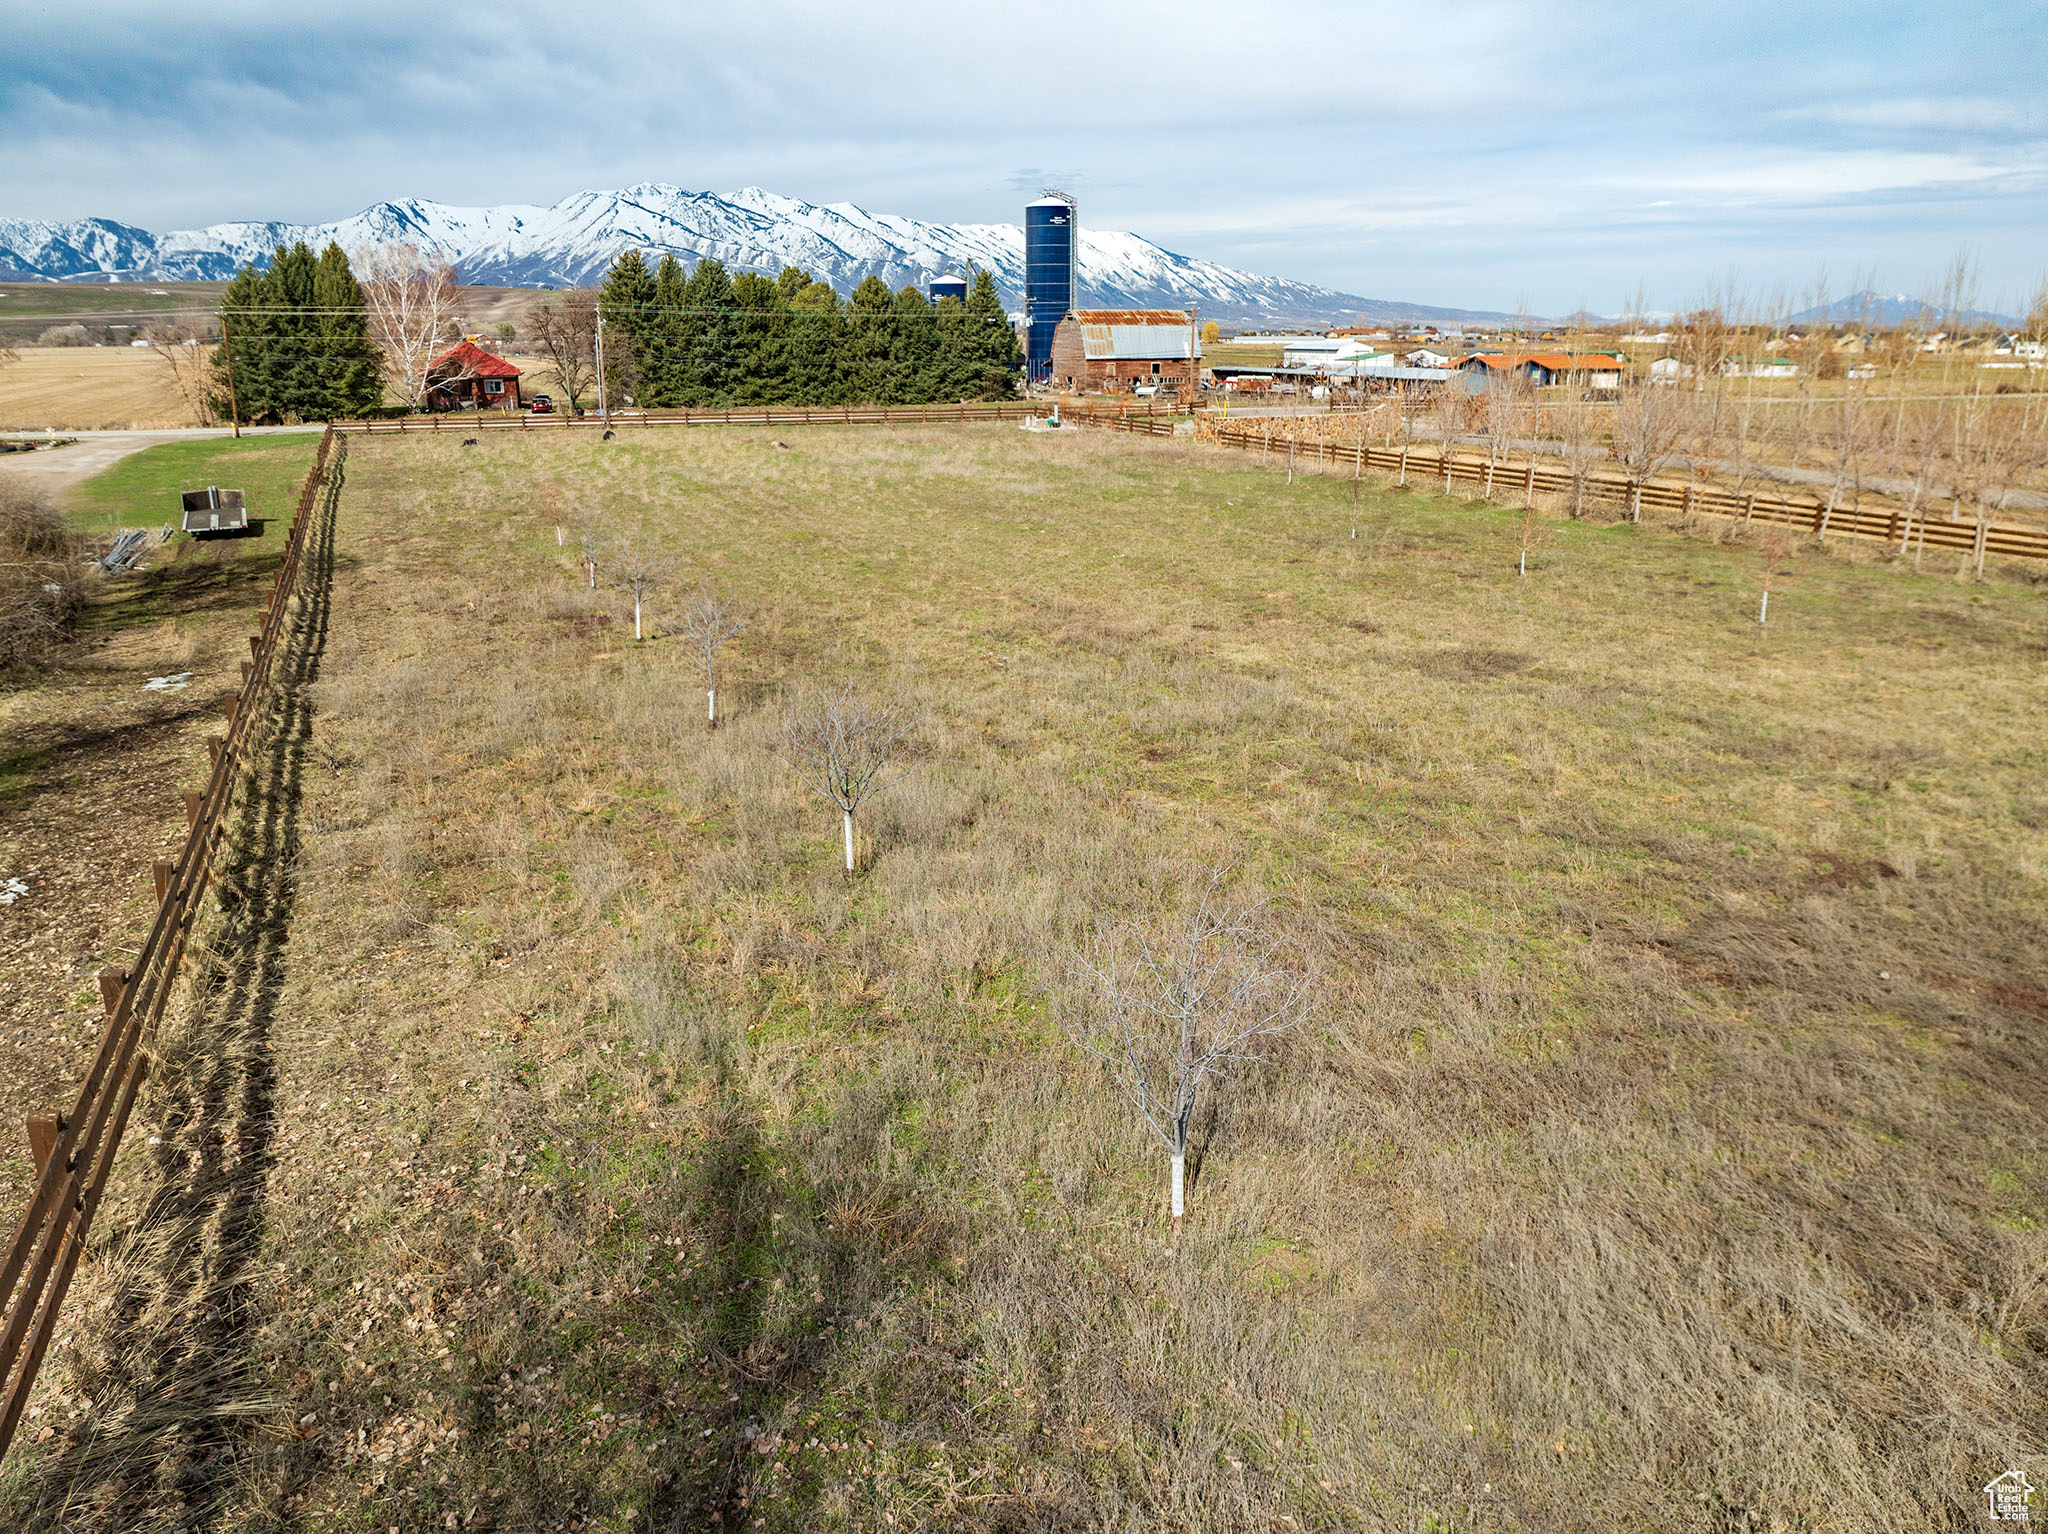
[219,312,242,438]
[595,306,608,423]
[1186,304,1199,414]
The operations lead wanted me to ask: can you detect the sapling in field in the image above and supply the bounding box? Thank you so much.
[1756,525,1795,625]
[605,533,674,642]
[1063,874,1309,1233]
[578,525,601,589]
[779,684,919,874]
[678,583,744,727]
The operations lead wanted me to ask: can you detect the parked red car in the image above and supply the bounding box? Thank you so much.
[529,395,554,414]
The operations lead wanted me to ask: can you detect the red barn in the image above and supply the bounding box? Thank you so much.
[424,341,523,411]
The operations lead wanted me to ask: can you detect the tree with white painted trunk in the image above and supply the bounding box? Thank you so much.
[578,525,601,589]
[1062,875,1309,1234]
[605,533,673,642]
[1756,524,1795,625]
[678,583,744,727]
[779,684,919,875]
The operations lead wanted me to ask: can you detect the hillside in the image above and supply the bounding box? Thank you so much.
[0,185,1521,329]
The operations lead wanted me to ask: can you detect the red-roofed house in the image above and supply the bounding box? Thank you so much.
[425,341,523,412]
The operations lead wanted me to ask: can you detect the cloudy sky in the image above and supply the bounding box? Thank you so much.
[3,0,2041,314]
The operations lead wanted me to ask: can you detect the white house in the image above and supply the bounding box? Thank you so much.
[1404,348,1451,367]
[1281,337,1394,370]
[1648,356,1692,381]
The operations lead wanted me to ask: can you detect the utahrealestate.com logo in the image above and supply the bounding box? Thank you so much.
[1987,1469,2037,1522]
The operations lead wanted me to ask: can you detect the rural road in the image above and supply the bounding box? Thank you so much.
[0,425,323,496]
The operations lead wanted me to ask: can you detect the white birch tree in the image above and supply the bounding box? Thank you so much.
[1063,875,1309,1232]
[779,685,920,875]
[357,242,470,413]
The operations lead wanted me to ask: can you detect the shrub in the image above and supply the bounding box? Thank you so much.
[0,480,85,668]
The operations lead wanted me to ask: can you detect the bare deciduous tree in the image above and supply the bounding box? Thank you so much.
[529,291,598,413]
[141,323,217,426]
[678,583,744,727]
[1757,525,1795,625]
[1610,376,1692,522]
[605,533,673,641]
[779,685,920,875]
[578,524,601,589]
[1062,874,1309,1232]
[357,242,468,414]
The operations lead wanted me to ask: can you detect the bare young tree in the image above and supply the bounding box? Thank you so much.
[578,524,601,589]
[357,242,468,413]
[779,684,920,875]
[529,291,598,412]
[141,323,217,426]
[1062,874,1310,1232]
[1478,366,1533,501]
[605,533,673,641]
[678,583,745,727]
[1610,374,1691,522]
[1757,524,1795,625]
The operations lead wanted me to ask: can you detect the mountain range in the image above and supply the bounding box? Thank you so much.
[1785,290,2019,330]
[0,184,1518,330]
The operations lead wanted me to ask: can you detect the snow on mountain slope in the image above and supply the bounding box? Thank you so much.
[0,185,1514,327]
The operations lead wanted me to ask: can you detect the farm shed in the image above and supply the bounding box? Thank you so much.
[1049,309,1203,393]
[1460,352,1624,391]
[424,342,523,411]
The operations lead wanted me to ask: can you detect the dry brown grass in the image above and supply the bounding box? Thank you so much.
[5,423,2044,1531]
[0,348,204,431]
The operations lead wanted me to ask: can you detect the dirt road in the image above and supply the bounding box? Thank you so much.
[0,426,325,498]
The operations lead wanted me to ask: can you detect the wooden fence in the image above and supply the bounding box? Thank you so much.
[0,426,346,1463]
[1079,410,2048,566]
[333,401,1044,435]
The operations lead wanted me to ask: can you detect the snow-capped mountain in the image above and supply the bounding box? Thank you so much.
[0,184,1512,328]
[1786,290,2018,330]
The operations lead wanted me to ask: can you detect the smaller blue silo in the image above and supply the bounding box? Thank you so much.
[929,274,969,304]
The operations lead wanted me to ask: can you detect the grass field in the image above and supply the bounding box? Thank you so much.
[61,434,324,538]
[4,424,2045,1530]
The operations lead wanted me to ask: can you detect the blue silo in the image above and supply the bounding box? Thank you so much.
[929,274,969,304]
[1024,193,1077,381]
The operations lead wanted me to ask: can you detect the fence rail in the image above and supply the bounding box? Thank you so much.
[1082,411,2048,565]
[0,425,345,1464]
[332,401,1045,435]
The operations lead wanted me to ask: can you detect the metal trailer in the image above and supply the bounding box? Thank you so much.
[180,486,249,536]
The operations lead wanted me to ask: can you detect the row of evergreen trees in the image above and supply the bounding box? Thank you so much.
[596,254,1020,408]
[211,241,383,423]
[202,242,1022,421]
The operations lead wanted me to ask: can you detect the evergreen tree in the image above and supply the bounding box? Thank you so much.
[314,242,383,416]
[264,241,323,422]
[728,272,787,405]
[682,258,736,404]
[844,276,897,403]
[598,249,655,406]
[784,273,845,404]
[211,264,266,424]
[645,254,688,407]
[889,285,939,403]
[965,268,1023,400]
